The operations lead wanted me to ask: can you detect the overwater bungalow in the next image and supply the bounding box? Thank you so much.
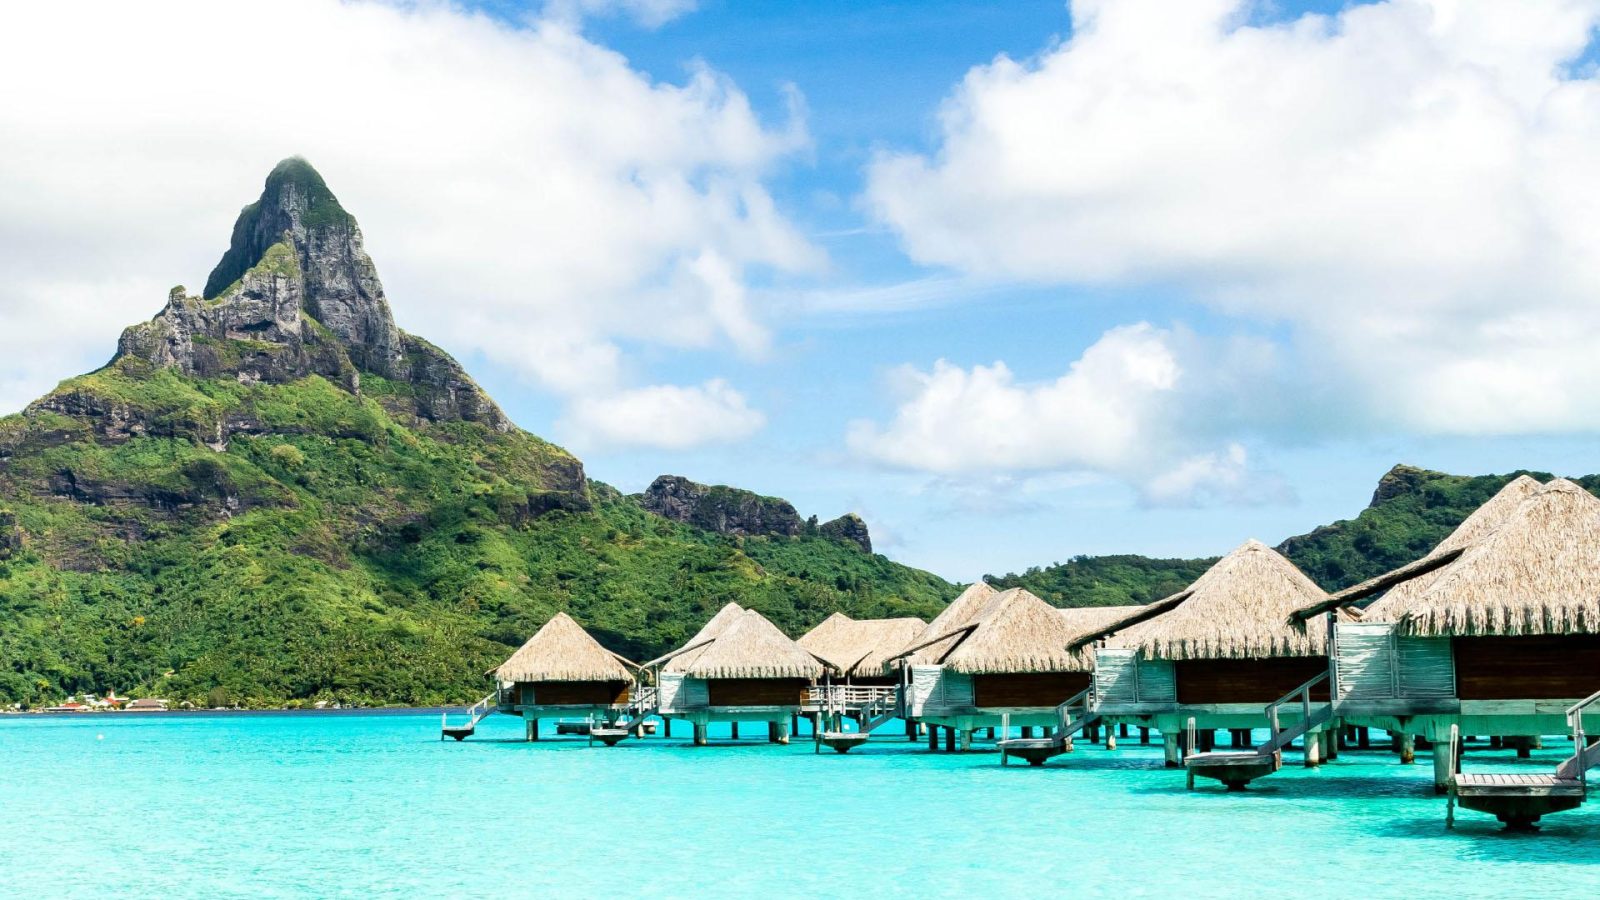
[1291,476,1541,777]
[492,612,638,741]
[900,585,1099,750]
[798,612,927,685]
[655,603,827,746]
[797,613,926,747]
[1088,539,1337,786]
[1292,478,1600,822]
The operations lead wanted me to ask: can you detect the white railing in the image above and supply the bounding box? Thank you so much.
[440,691,499,737]
[803,685,897,712]
[1558,688,1600,790]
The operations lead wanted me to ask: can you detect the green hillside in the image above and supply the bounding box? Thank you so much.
[0,160,953,709]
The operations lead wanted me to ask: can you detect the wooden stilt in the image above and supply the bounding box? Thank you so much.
[1304,728,1322,767]
[1140,726,1150,745]
[1324,729,1337,761]
[730,721,740,740]
[1105,727,1116,751]
[527,718,539,742]
[1119,723,1129,738]
[693,722,708,746]
[1400,733,1415,765]
[1515,736,1533,759]
[773,720,790,744]
[1358,726,1370,749]
[1163,733,1181,768]
[944,726,956,752]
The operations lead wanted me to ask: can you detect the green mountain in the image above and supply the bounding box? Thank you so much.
[993,464,1592,607]
[0,159,953,708]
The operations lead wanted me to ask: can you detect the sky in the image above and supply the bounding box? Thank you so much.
[4,0,1600,581]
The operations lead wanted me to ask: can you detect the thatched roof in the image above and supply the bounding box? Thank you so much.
[1114,539,1332,660]
[940,588,1099,674]
[902,581,999,665]
[495,612,634,683]
[672,608,826,680]
[798,613,927,678]
[1395,479,1600,637]
[1358,475,1543,622]
[661,602,745,673]
[1059,605,1145,642]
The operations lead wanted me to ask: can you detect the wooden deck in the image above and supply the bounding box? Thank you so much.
[1453,773,1584,795]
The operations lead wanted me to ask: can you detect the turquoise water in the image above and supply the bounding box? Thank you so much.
[4,712,1598,897]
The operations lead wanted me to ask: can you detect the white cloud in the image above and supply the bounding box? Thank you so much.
[561,379,765,449]
[847,323,1279,503]
[0,0,810,449]
[866,0,1600,437]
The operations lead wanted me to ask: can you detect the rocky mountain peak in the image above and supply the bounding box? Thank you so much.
[638,475,873,552]
[201,157,400,375]
[98,158,513,436]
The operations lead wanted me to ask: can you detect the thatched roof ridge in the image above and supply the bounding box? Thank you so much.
[676,608,826,680]
[798,613,927,678]
[1396,478,1600,637]
[903,581,998,665]
[1360,475,1543,622]
[495,612,634,683]
[942,588,1099,674]
[1115,539,1332,660]
[662,602,745,673]
[1060,606,1145,643]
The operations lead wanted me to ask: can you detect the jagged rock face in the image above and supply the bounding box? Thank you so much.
[1370,464,1428,507]
[819,513,872,554]
[640,475,804,538]
[109,157,513,434]
[203,158,401,375]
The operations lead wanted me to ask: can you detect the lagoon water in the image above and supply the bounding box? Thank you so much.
[3,711,1597,897]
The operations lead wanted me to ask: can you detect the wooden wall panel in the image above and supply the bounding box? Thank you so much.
[972,672,1090,708]
[706,678,808,706]
[1454,635,1600,700]
[1175,657,1330,704]
[523,680,629,706]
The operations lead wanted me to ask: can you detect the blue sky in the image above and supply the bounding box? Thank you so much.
[5,0,1600,581]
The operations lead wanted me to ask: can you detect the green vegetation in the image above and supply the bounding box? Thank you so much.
[0,371,955,708]
[990,554,1216,607]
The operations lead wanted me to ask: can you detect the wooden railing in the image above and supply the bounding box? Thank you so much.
[1259,671,1332,758]
[1052,687,1095,740]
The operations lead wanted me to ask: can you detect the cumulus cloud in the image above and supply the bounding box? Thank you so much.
[847,323,1282,503]
[0,0,812,449]
[544,0,699,29]
[866,0,1600,438]
[561,379,765,449]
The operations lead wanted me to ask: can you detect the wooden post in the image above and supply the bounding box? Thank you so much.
[1021,725,1033,739]
[773,719,790,745]
[1105,726,1116,751]
[1323,729,1337,761]
[1140,726,1150,745]
[927,724,938,751]
[906,718,917,740]
[1400,733,1415,765]
[791,714,800,735]
[960,729,973,752]
[730,721,740,740]
[1514,736,1532,759]
[693,722,708,746]
[944,726,956,752]
[527,718,539,742]
[1163,733,1182,768]
[1120,723,1129,738]
[1304,728,1322,767]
